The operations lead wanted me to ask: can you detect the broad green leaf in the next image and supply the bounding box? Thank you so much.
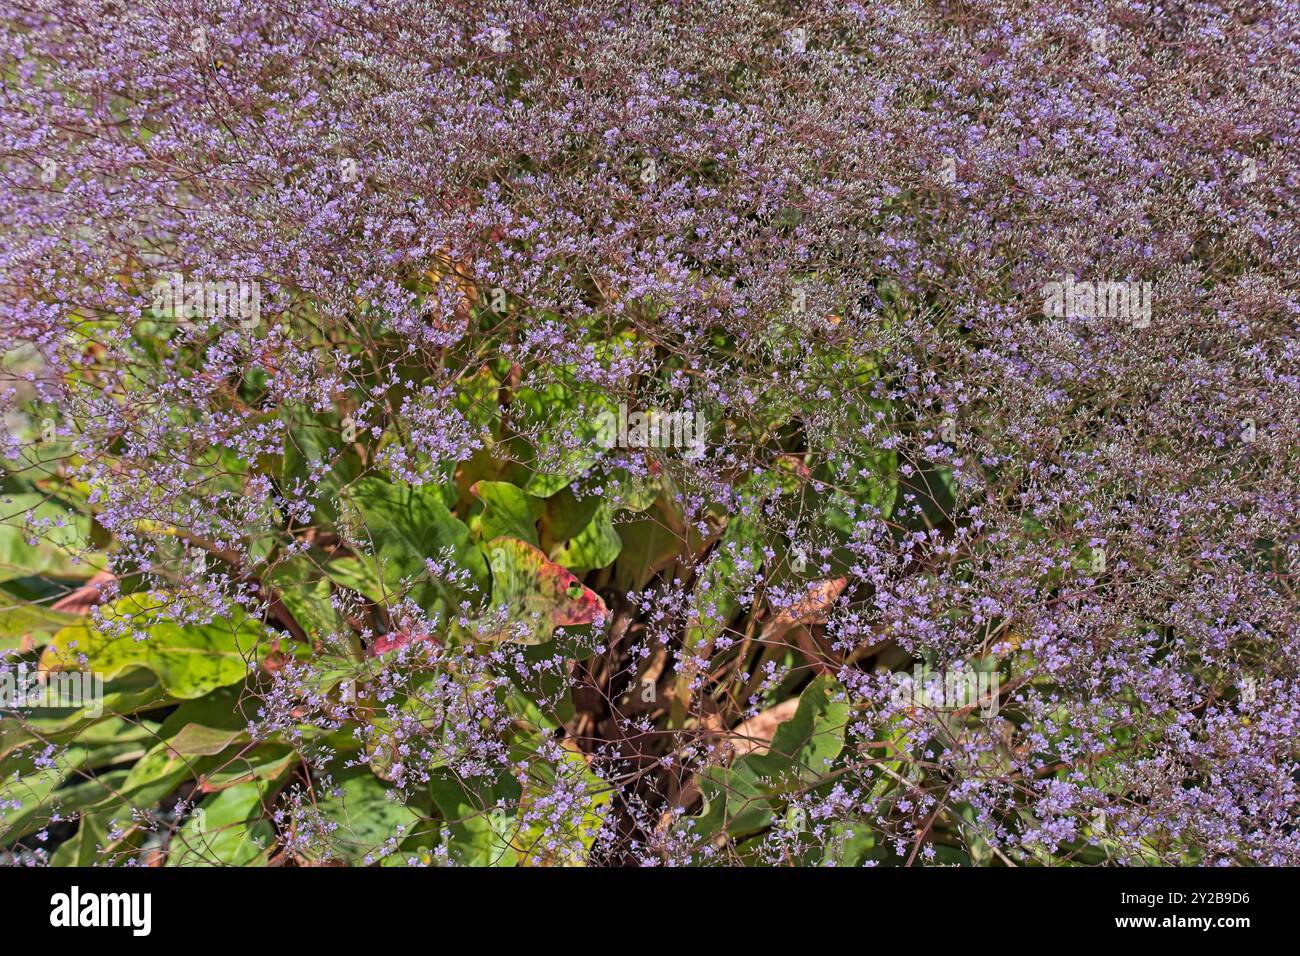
[305,767,424,865]
[471,480,543,546]
[608,470,661,513]
[167,780,277,867]
[670,514,762,724]
[116,686,255,804]
[429,770,520,867]
[279,408,362,524]
[513,744,611,866]
[0,492,104,583]
[40,593,265,699]
[687,676,848,843]
[268,560,346,641]
[548,502,622,575]
[523,470,585,499]
[340,476,489,609]
[540,486,601,543]
[201,744,297,793]
[512,383,612,497]
[169,722,247,757]
[0,722,149,842]
[0,588,83,649]
[613,512,682,592]
[748,674,848,785]
[322,556,386,603]
[49,810,111,866]
[12,669,167,740]
[119,744,215,809]
[452,364,503,435]
[694,760,774,839]
[1,701,159,763]
[685,516,763,653]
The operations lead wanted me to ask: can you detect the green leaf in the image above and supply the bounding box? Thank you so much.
[747,674,849,785]
[608,470,661,513]
[685,516,763,653]
[0,492,104,583]
[687,676,848,843]
[340,476,489,609]
[694,760,774,839]
[321,556,386,603]
[15,669,168,739]
[429,770,520,867]
[548,502,622,575]
[40,593,265,699]
[540,486,601,543]
[169,722,247,757]
[471,480,543,546]
[201,744,297,792]
[116,686,255,804]
[522,470,584,498]
[513,744,611,866]
[305,766,424,865]
[511,383,611,497]
[0,588,83,650]
[119,744,213,809]
[167,780,277,866]
[670,513,763,725]
[49,811,111,866]
[0,721,149,842]
[613,512,682,593]
[452,365,503,435]
[279,409,362,524]
[268,558,345,641]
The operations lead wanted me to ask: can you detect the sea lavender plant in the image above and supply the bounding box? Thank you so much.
[0,0,1296,866]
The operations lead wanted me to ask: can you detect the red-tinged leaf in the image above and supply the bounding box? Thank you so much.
[485,536,607,644]
[48,570,116,615]
[368,628,442,657]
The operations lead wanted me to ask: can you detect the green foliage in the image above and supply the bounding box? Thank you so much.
[41,593,266,699]
[167,780,277,867]
[548,501,622,575]
[301,766,425,865]
[340,475,490,607]
[471,480,544,546]
[0,491,104,583]
[690,675,848,841]
[0,314,910,868]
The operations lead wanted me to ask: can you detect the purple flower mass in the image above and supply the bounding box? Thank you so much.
[0,0,1296,869]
